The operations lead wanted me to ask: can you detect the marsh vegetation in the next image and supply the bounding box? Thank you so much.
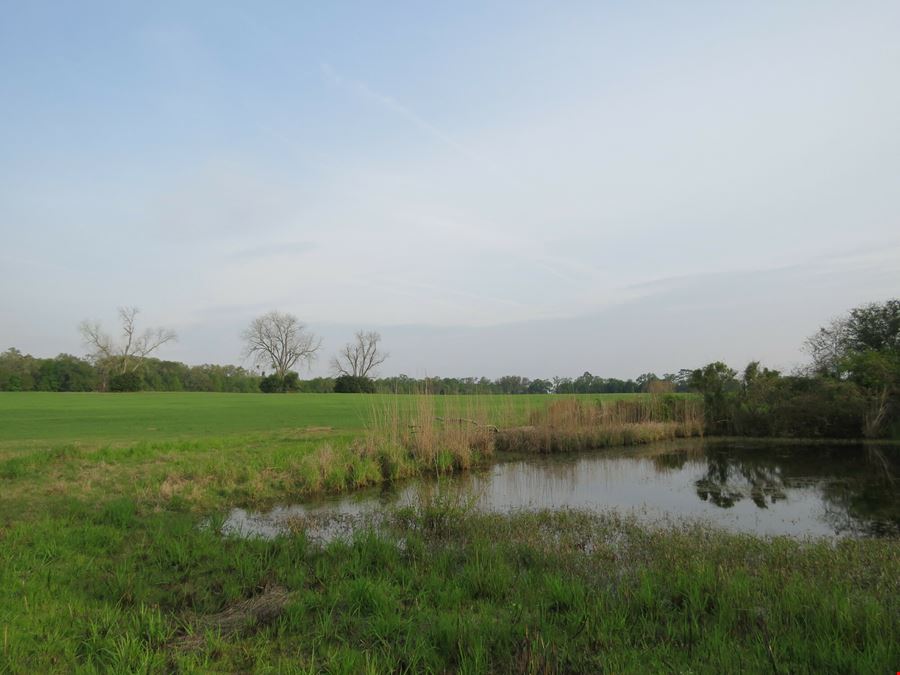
[1,391,898,672]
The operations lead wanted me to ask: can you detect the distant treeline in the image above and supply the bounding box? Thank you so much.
[0,348,690,395]
[0,350,259,393]
[2,298,896,440]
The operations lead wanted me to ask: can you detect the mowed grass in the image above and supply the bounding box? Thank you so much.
[0,392,373,444]
[0,392,650,445]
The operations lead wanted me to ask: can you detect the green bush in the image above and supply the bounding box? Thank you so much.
[109,372,144,392]
[259,371,299,393]
[333,375,376,393]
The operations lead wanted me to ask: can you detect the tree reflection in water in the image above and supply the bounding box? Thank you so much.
[683,443,899,535]
[694,452,787,509]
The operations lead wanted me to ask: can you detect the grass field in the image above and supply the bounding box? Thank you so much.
[0,392,651,445]
[1,392,897,672]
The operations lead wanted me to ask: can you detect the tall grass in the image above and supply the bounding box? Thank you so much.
[360,392,495,475]
[495,395,704,453]
[5,506,896,672]
[300,394,704,495]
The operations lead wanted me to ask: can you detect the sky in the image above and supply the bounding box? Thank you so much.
[1,1,898,379]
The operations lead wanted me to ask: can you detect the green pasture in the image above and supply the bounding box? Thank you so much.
[0,391,651,445]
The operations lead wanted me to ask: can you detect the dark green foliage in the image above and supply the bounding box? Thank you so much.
[689,362,739,435]
[687,299,900,439]
[0,348,35,390]
[0,348,261,393]
[685,361,874,439]
[185,363,260,392]
[34,353,97,391]
[527,378,553,394]
[333,374,376,393]
[296,376,336,393]
[0,347,690,396]
[734,375,866,438]
[844,299,900,353]
[109,371,144,392]
[804,299,900,437]
[260,371,300,393]
[140,359,186,391]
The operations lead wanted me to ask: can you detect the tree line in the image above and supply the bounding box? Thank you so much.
[1,300,897,440]
[0,350,260,393]
[0,349,684,396]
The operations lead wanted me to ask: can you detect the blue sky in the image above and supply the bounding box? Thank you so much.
[1,1,899,378]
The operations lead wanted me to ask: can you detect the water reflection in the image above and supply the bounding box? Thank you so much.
[694,452,787,509]
[223,441,899,540]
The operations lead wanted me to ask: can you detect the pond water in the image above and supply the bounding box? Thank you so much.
[222,440,899,541]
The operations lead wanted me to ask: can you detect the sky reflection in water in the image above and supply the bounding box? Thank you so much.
[223,440,899,541]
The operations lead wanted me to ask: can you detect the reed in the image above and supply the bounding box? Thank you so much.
[495,395,704,453]
[359,391,495,475]
[287,394,702,497]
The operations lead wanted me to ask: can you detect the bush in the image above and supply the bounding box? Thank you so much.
[260,371,300,393]
[109,372,143,392]
[334,375,376,393]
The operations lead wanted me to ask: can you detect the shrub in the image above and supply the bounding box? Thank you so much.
[109,372,143,392]
[334,375,376,393]
[259,372,300,393]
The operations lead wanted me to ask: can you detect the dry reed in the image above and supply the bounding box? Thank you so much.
[495,396,704,453]
[296,394,703,495]
[360,392,495,473]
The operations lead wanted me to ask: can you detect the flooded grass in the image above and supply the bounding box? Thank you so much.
[1,505,897,672]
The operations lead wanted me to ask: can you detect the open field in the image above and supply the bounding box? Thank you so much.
[0,392,654,445]
[1,392,897,672]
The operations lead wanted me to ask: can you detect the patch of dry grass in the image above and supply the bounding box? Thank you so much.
[495,396,704,453]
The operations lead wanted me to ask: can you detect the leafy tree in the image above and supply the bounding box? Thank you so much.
[35,354,96,392]
[497,375,528,394]
[806,299,900,436]
[0,348,36,391]
[527,378,552,394]
[689,362,738,434]
[841,350,900,437]
[636,373,659,391]
[260,371,300,393]
[844,300,900,353]
[297,377,336,393]
[806,299,900,376]
[333,374,376,393]
[109,371,143,392]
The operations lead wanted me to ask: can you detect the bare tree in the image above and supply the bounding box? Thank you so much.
[242,311,321,383]
[331,330,388,378]
[79,307,177,374]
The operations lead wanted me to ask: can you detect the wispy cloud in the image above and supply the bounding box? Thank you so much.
[320,63,504,174]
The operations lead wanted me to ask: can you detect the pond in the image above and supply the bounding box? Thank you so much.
[222,440,899,541]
